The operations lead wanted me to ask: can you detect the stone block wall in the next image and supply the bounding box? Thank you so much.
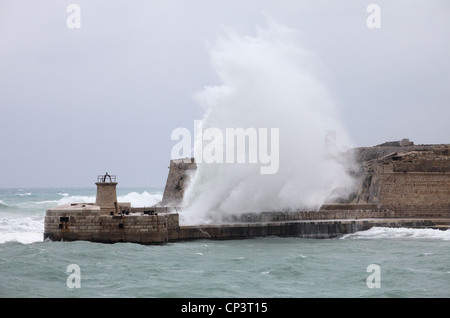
[160,158,196,206]
[44,204,179,244]
[95,182,119,215]
[353,146,450,216]
[378,172,450,216]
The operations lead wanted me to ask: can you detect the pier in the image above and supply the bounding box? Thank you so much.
[44,142,450,244]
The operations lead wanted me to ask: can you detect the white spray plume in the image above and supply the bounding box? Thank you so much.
[181,17,356,224]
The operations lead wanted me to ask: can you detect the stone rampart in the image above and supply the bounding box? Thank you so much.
[160,158,196,206]
[353,147,450,216]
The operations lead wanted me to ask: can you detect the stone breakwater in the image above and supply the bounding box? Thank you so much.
[44,205,450,244]
[44,141,450,244]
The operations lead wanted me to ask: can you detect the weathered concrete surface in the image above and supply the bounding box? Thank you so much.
[173,218,450,241]
[226,208,450,222]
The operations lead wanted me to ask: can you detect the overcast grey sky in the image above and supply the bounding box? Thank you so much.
[1,1,449,188]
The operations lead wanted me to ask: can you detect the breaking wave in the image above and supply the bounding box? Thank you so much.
[182,17,356,224]
[35,195,95,206]
[341,227,450,240]
[34,192,162,208]
[0,214,43,244]
[118,191,162,207]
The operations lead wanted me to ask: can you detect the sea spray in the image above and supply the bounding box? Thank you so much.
[181,18,356,224]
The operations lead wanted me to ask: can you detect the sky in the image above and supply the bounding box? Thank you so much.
[0,0,449,188]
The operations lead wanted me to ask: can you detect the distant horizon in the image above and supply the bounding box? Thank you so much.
[1,137,449,188]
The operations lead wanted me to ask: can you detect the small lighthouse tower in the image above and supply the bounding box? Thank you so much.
[95,172,119,215]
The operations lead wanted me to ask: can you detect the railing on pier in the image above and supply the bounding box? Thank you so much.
[97,173,117,183]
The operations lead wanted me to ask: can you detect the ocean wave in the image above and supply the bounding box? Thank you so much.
[52,195,95,206]
[34,195,96,208]
[34,191,162,208]
[341,227,450,241]
[117,191,162,207]
[0,200,16,210]
[15,192,32,197]
[0,215,44,244]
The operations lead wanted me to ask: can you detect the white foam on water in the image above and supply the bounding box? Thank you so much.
[341,227,450,240]
[35,192,162,208]
[0,215,44,244]
[34,195,95,206]
[118,191,162,207]
[15,192,32,197]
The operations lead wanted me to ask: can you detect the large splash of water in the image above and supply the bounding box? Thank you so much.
[181,18,356,224]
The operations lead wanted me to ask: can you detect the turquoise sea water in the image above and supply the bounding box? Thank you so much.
[0,188,449,298]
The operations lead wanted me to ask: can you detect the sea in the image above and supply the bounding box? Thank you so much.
[0,187,449,298]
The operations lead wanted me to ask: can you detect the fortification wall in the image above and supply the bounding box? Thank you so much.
[160,158,196,206]
[351,144,438,163]
[378,172,450,216]
[354,145,450,217]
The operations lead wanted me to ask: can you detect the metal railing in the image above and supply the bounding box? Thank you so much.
[97,173,116,183]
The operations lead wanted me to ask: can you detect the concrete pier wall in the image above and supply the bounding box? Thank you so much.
[226,208,450,222]
[44,204,450,244]
[174,218,446,241]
